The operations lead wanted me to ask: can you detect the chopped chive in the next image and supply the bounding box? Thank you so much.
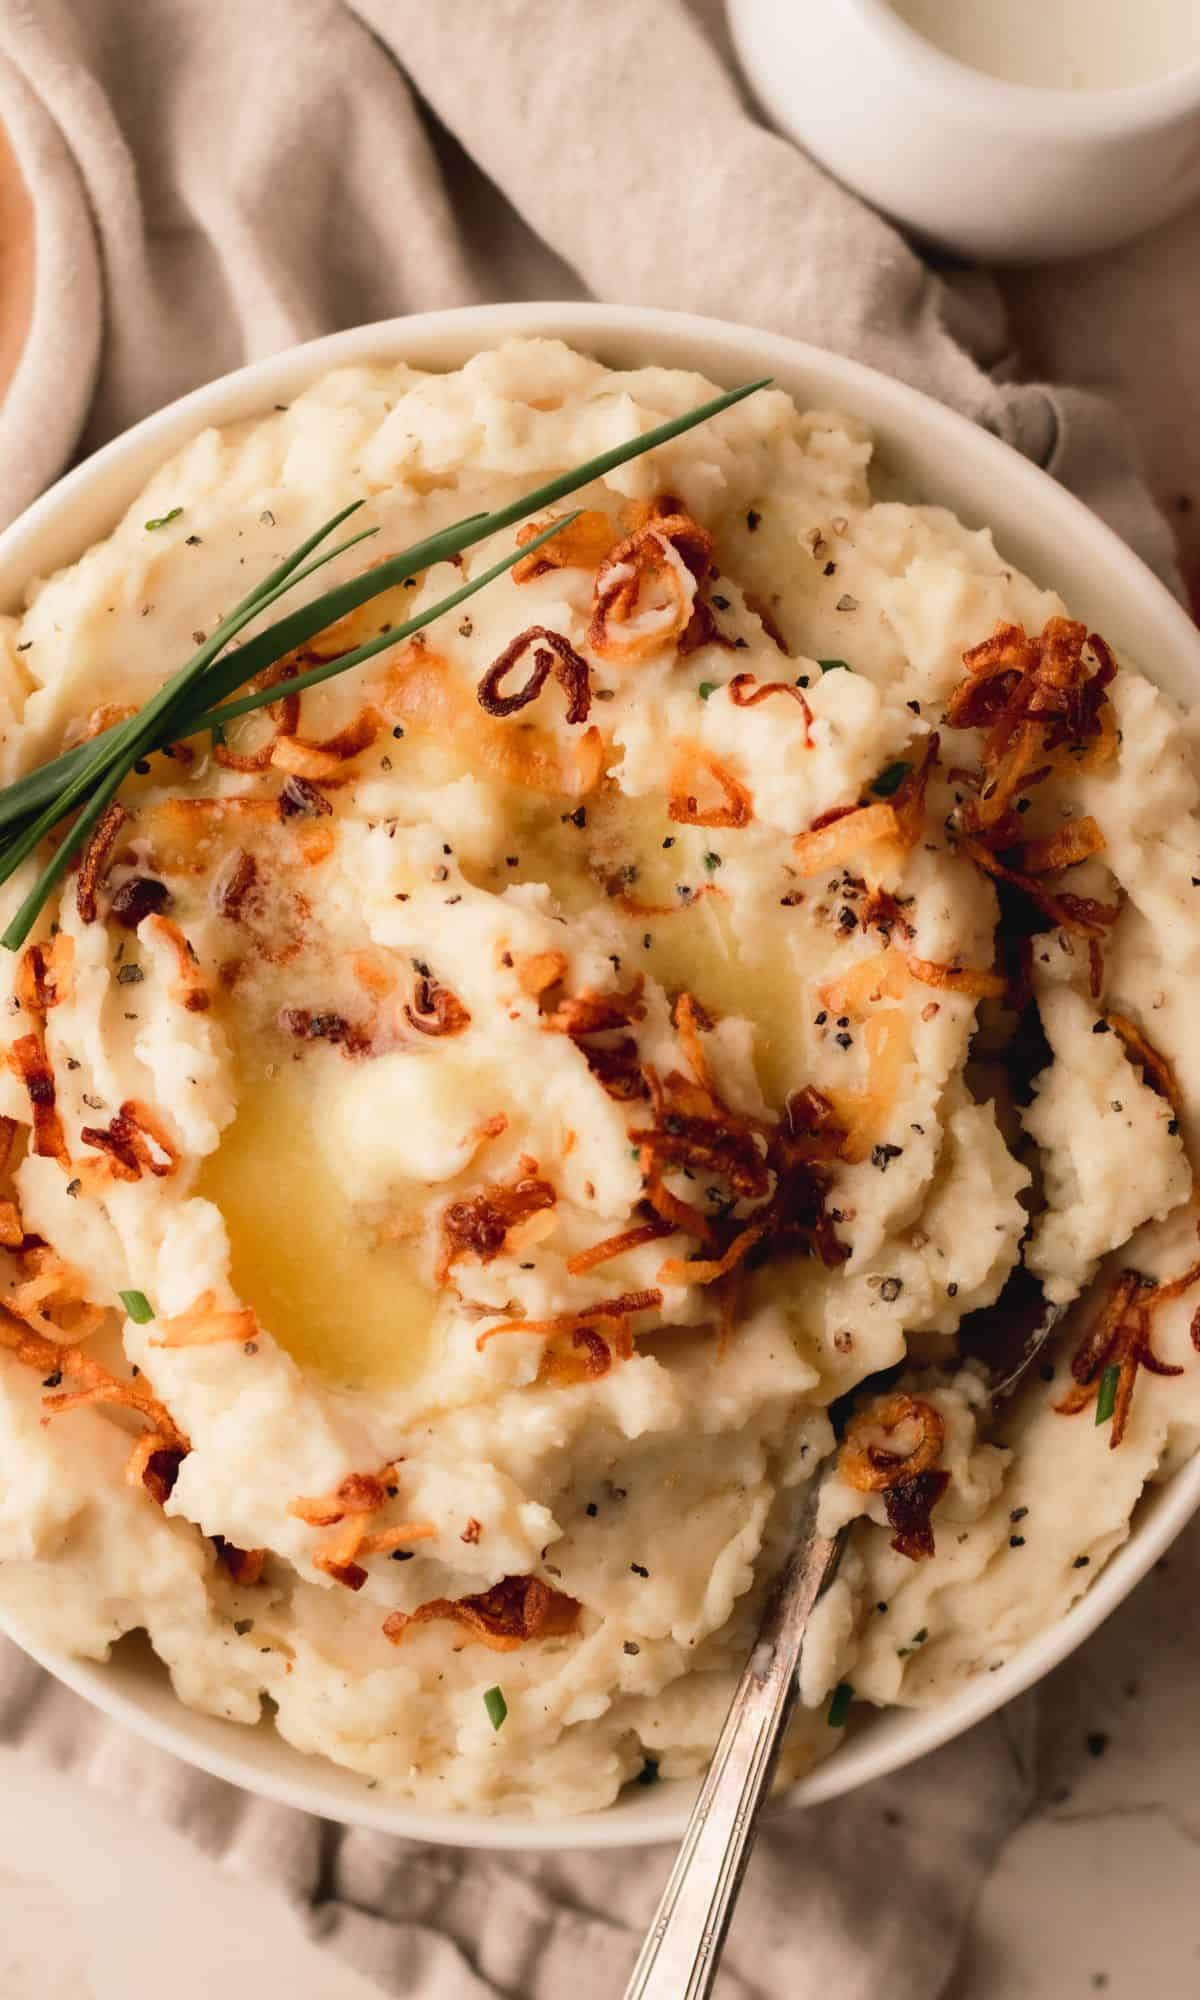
[483,1685,508,1730]
[1095,1364,1120,1425]
[144,508,183,531]
[702,852,721,872]
[872,761,913,798]
[698,681,717,701]
[120,1289,155,1324]
[827,1681,854,1727]
[818,658,850,674]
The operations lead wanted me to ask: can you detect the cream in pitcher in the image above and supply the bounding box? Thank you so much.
[887,0,1200,91]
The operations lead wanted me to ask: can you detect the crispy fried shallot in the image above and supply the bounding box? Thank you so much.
[5,1244,106,1342]
[1105,1011,1184,1119]
[477,627,592,725]
[1057,1248,1200,1446]
[0,1311,189,1499]
[578,1035,648,1102]
[632,1066,769,1200]
[15,934,74,1016]
[840,1393,947,1491]
[565,1219,674,1277]
[289,1471,396,1529]
[144,912,210,1011]
[949,619,1116,843]
[793,737,938,878]
[280,1007,371,1055]
[404,975,471,1038]
[383,1573,581,1651]
[76,801,129,923]
[547,977,646,1038]
[214,850,259,920]
[271,708,379,780]
[667,746,753,829]
[109,874,171,930]
[513,950,568,1000]
[153,1289,259,1348]
[8,1032,67,1163]
[728,672,813,745]
[587,508,714,663]
[904,955,1007,1000]
[213,1538,268,1586]
[840,1394,949,1560]
[961,835,1121,940]
[380,639,607,799]
[80,1099,180,1182]
[512,509,617,583]
[1017,815,1107,874]
[475,1289,660,1354]
[214,659,301,772]
[438,1166,557,1285]
[882,1472,952,1561]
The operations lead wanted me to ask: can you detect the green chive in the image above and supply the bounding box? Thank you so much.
[698,682,717,701]
[871,761,913,798]
[827,1681,854,1727]
[120,1289,155,1324]
[1095,1364,1120,1425]
[144,508,182,531]
[702,852,721,871]
[483,1685,507,1730]
[818,658,850,674]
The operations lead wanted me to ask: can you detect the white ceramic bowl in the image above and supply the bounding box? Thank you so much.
[729,0,1200,264]
[2,302,1199,1852]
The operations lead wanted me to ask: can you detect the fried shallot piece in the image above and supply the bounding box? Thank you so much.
[404,974,471,1038]
[792,734,938,877]
[477,626,592,725]
[948,617,1116,835]
[1057,1248,1200,1448]
[474,1288,660,1362]
[1104,1010,1184,1120]
[76,801,129,922]
[79,1099,180,1182]
[437,1164,557,1285]
[587,503,716,662]
[382,1573,581,1651]
[728,671,813,745]
[547,975,650,1101]
[839,1392,950,1561]
[0,1307,190,1507]
[632,1065,769,1201]
[512,509,617,583]
[8,1031,68,1163]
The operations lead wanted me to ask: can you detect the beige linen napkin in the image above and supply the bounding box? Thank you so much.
[0,4,1186,1995]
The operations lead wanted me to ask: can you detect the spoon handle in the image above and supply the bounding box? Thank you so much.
[623,1500,844,2000]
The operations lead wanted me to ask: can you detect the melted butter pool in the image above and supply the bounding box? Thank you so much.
[197,1048,439,1392]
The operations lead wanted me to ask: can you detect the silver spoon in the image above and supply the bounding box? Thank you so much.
[622,1291,1062,2000]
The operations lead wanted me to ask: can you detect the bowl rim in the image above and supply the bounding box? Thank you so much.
[2,298,1199,1852]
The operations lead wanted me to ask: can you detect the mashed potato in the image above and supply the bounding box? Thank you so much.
[0,338,1197,1815]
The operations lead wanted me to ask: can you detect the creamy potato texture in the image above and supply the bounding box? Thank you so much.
[0,339,1198,1814]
